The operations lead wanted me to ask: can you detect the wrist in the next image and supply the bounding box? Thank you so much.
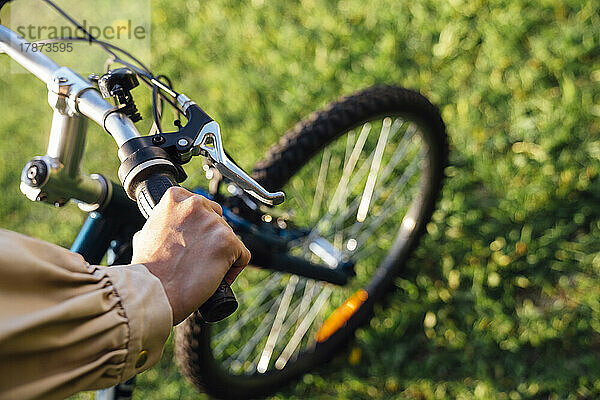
[136,260,186,325]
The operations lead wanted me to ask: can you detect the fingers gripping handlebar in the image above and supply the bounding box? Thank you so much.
[134,172,239,323]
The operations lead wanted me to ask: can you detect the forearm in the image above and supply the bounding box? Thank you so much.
[0,229,172,400]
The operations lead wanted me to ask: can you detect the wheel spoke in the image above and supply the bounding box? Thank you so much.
[351,161,421,257]
[344,131,356,170]
[214,295,280,358]
[213,273,283,345]
[319,126,420,241]
[309,149,331,222]
[352,194,413,260]
[234,271,281,303]
[257,275,299,373]
[227,296,280,371]
[344,147,422,243]
[356,117,392,222]
[345,118,407,195]
[379,124,418,184]
[308,118,409,239]
[327,122,371,214]
[289,185,311,213]
[277,289,313,345]
[274,285,332,370]
[295,279,316,332]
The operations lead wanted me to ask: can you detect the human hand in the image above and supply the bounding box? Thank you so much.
[131,187,251,325]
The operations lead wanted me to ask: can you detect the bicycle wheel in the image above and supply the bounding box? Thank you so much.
[176,86,448,399]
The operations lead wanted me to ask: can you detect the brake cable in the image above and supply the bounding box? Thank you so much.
[35,0,183,133]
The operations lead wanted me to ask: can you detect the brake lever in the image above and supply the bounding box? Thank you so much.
[193,121,285,206]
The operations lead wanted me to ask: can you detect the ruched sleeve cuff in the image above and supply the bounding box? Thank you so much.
[101,264,173,380]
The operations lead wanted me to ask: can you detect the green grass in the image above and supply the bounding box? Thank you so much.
[1,0,600,398]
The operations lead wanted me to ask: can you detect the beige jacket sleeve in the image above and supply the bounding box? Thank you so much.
[0,229,173,400]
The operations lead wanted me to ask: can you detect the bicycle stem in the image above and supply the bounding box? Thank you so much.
[1,25,142,210]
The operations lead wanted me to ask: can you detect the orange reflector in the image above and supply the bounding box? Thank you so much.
[315,289,368,343]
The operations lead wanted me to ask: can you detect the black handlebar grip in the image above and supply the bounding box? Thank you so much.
[135,173,176,219]
[134,173,238,323]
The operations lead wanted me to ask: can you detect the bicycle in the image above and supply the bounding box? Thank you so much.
[0,2,448,399]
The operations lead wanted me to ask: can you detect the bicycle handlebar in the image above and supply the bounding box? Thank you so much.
[1,24,277,322]
[0,25,140,146]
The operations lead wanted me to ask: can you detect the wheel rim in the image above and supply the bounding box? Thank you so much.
[208,115,429,376]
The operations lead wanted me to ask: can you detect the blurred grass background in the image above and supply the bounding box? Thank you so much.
[1,0,599,398]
